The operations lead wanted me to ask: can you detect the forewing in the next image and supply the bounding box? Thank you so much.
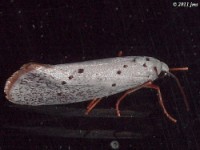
[5,56,159,106]
[5,64,113,105]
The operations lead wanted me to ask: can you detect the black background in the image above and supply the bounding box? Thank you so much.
[0,0,200,149]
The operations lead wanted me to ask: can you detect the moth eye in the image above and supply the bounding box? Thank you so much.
[158,71,168,78]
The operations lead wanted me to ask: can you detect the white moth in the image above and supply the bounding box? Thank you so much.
[4,56,189,123]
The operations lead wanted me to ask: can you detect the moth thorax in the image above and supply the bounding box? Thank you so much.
[161,62,169,72]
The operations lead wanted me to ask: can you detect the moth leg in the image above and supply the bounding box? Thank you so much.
[144,83,177,123]
[85,98,102,115]
[87,98,98,109]
[115,81,152,117]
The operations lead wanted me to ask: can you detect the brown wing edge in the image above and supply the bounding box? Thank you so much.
[4,63,51,101]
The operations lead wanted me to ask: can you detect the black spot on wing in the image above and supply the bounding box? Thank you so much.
[57,92,62,96]
[69,75,74,80]
[123,65,128,68]
[61,81,66,85]
[112,83,116,87]
[117,70,121,75]
[78,69,84,73]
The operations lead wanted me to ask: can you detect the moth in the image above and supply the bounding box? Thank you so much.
[4,56,189,123]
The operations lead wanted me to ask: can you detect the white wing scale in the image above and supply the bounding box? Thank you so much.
[5,56,162,105]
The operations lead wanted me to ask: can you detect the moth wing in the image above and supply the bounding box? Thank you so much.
[5,63,115,105]
[5,56,159,106]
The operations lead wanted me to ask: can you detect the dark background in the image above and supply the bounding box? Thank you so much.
[0,0,200,149]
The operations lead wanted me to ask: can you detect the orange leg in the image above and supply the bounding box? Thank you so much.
[116,81,152,117]
[86,98,98,109]
[85,98,102,115]
[144,83,177,123]
[115,81,177,123]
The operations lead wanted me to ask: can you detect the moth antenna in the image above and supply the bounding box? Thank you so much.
[167,72,190,111]
[169,67,188,71]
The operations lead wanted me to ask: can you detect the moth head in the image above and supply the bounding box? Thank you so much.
[158,66,189,112]
[161,62,169,73]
